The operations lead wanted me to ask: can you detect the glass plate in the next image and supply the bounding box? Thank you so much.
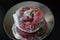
[3,1,55,40]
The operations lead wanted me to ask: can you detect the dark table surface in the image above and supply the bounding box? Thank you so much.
[0,0,60,40]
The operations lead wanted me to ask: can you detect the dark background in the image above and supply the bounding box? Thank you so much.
[0,0,60,40]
